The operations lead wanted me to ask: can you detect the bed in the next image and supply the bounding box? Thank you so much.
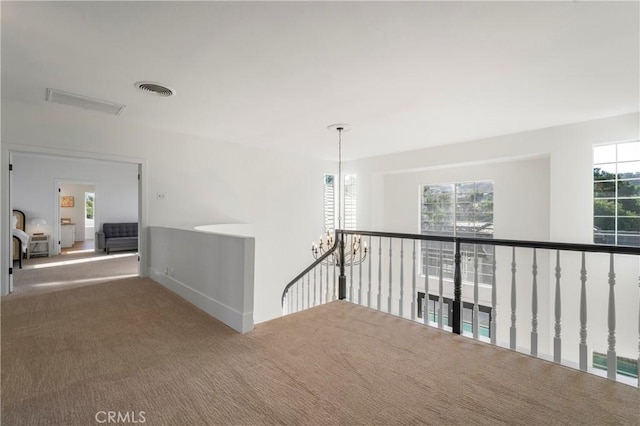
[12,209,29,269]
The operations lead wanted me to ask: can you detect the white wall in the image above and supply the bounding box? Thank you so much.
[347,112,640,365]
[149,226,254,333]
[11,154,138,255]
[1,101,332,324]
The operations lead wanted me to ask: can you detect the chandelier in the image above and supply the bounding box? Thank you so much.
[311,124,367,266]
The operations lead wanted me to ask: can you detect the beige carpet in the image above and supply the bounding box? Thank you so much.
[2,278,638,425]
[11,251,138,297]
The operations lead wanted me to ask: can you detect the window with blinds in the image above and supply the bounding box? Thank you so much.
[344,174,357,230]
[324,174,336,232]
[324,173,357,231]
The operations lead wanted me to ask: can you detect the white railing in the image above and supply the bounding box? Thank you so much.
[283,230,640,387]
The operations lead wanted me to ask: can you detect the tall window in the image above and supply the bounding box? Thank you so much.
[344,174,357,230]
[324,173,357,231]
[323,175,336,232]
[420,181,494,285]
[85,192,95,228]
[593,141,640,247]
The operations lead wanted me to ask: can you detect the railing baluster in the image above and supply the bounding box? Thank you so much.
[388,238,393,314]
[438,242,444,329]
[554,250,562,363]
[349,235,354,302]
[377,236,382,310]
[424,246,430,325]
[358,236,363,305]
[313,267,317,307]
[368,236,372,308]
[411,240,417,321]
[304,273,308,310]
[531,248,538,357]
[579,252,588,371]
[510,247,517,351]
[296,281,299,313]
[319,261,323,305]
[326,260,329,304]
[607,253,617,380]
[399,239,404,318]
[333,261,337,301]
[490,247,497,345]
[637,272,639,389]
[473,245,479,339]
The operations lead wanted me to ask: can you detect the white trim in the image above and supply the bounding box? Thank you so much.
[149,268,253,334]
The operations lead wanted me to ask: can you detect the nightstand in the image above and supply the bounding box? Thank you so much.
[29,234,50,258]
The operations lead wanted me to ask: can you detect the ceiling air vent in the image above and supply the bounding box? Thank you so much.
[134,81,175,97]
[46,88,125,116]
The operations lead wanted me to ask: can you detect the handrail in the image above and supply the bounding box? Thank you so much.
[338,229,640,256]
[281,233,340,306]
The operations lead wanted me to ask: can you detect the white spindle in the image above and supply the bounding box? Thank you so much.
[531,248,538,357]
[607,253,617,380]
[296,281,299,313]
[554,250,562,363]
[358,237,363,305]
[637,271,639,388]
[411,240,417,321]
[579,252,588,371]
[319,262,323,304]
[490,247,497,345]
[368,236,372,308]
[325,261,330,304]
[510,247,517,351]
[388,238,393,313]
[313,267,317,307]
[473,245,479,339]
[304,273,308,310]
[424,247,430,325]
[333,261,337,301]
[438,242,444,329]
[377,237,382,310]
[399,239,404,318]
[349,236,354,302]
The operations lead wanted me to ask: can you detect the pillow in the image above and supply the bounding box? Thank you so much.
[11,215,17,229]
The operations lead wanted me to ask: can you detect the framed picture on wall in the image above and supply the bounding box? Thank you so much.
[61,196,74,207]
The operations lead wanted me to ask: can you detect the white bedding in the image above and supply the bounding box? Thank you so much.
[12,228,29,252]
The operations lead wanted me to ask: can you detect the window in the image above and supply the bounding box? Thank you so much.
[420,181,494,285]
[344,174,357,230]
[324,173,357,231]
[85,192,95,228]
[416,292,491,337]
[323,175,335,232]
[593,141,640,247]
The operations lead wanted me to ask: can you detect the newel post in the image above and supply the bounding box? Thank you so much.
[453,239,462,335]
[338,230,347,300]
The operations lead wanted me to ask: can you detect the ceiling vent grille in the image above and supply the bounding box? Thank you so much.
[134,81,175,97]
[46,89,125,116]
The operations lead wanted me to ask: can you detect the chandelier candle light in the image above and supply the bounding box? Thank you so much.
[311,124,367,266]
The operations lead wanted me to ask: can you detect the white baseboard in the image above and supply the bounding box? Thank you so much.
[149,268,253,334]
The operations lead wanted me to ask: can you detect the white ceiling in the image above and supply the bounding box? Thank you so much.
[2,1,638,160]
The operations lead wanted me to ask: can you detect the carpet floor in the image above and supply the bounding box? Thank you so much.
[1,278,638,425]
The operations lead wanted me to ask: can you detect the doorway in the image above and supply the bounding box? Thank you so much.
[57,181,97,255]
[3,148,146,296]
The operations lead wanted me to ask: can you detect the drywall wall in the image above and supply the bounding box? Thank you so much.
[149,226,254,333]
[11,154,138,255]
[1,100,332,324]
